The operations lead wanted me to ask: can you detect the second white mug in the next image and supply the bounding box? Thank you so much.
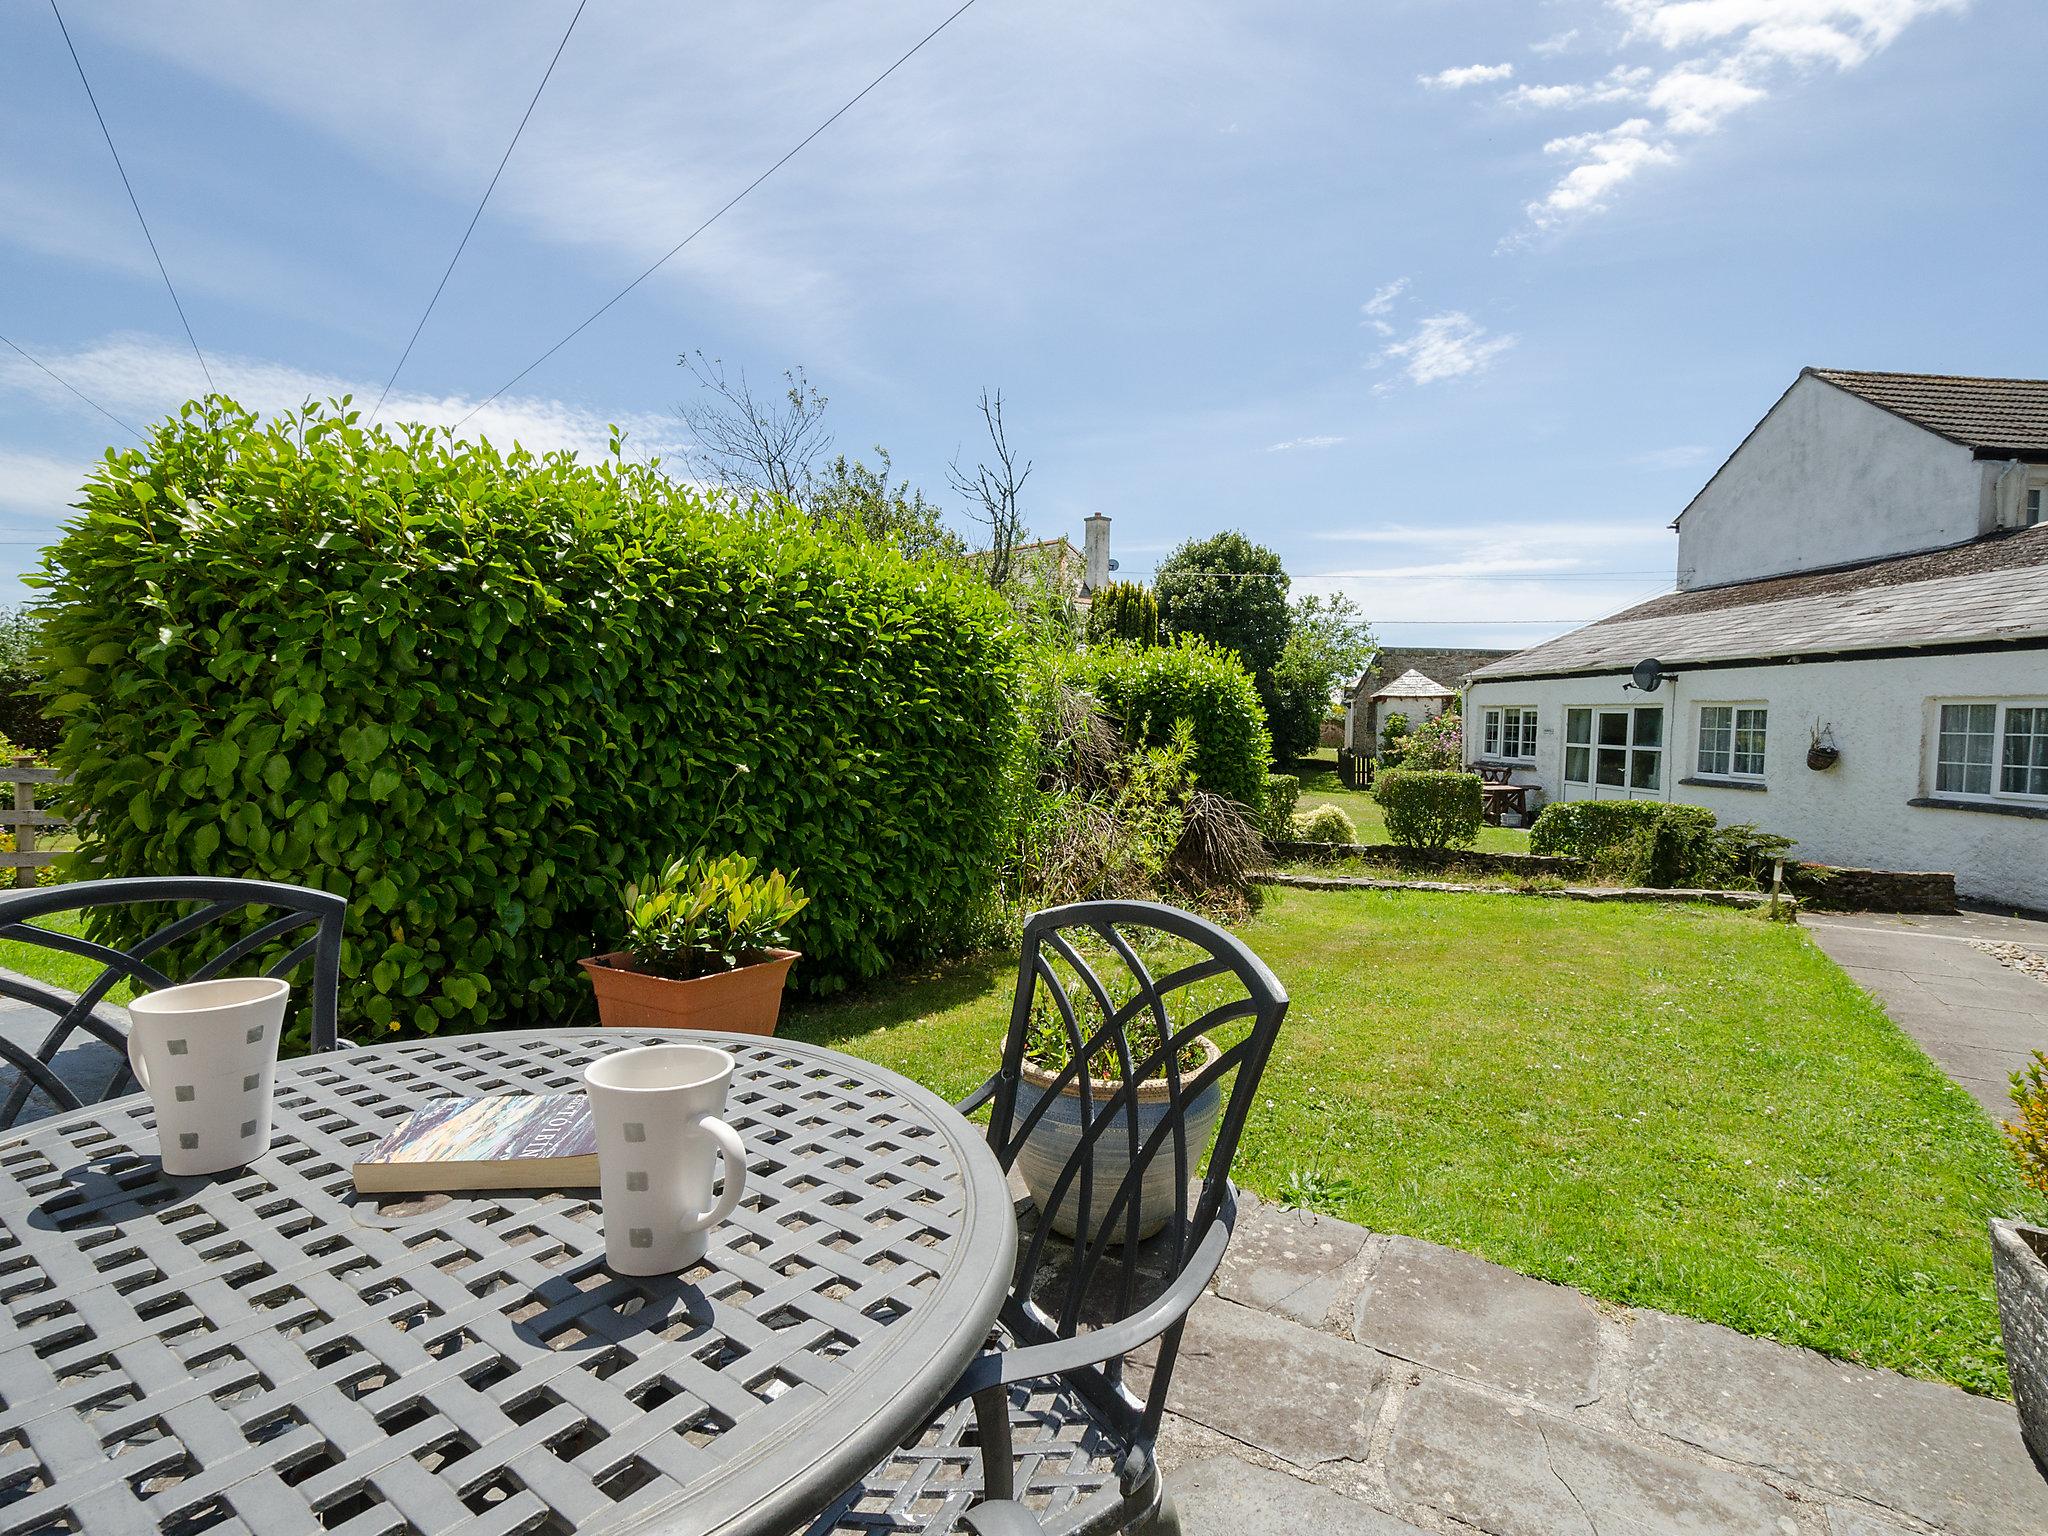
[584,1043,748,1274]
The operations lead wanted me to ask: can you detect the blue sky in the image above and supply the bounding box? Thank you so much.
[2,0,2042,649]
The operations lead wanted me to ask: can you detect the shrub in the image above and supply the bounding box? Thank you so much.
[621,853,808,980]
[1260,772,1301,842]
[1372,769,1482,853]
[36,397,1023,1034]
[1529,801,1741,887]
[1084,581,1160,648]
[2007,1052,2048,1197]
[1085,638,1271,809]
[1401,710,1463,772]
[1292,804,1356,844]
[1169,790,1264,892]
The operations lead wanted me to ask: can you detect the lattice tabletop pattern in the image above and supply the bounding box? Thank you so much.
[0,1030,1017,1536]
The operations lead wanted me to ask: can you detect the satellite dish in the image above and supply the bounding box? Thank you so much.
[1108,558,1121,572]
[1628,658,1672,692]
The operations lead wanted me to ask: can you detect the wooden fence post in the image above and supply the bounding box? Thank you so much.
[13,756,35,890]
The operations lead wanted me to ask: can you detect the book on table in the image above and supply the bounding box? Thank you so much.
[352,1091,599,1193]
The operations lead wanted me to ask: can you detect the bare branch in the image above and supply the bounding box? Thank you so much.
[676,350,832,506]
[948,388,1032,588]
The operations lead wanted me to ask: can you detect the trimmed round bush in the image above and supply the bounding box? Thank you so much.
[1292,804,1356,844]
[35,398,1023,1035]
[1085,638,1271,808]
[1372,769,1482,853]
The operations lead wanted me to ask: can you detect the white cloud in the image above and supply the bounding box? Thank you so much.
[1495,0,1968,233]
[1503,66,1653,110]
[1418,62,1516,89]
[0,334,686,462]
[1375,312,1517,388]
[1361,277,1409,335]
[0,450,93,523]
[1531,29,1582,55]
[1528,121,1676,225]
[1265,435,1345,452]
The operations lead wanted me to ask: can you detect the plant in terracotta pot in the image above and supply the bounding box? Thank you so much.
[582,853,808,1035]
[1013,995,1222,1244]
[1994,1051,2048,1477]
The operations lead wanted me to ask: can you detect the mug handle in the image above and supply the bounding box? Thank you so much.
[126,1030,151,1093]
[678,1114,747,1234]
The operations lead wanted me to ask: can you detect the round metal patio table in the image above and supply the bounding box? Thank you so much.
[0,1029,1017,1536]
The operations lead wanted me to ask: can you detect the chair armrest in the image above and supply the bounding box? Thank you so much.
[954,1073,999,1117]
[960,1502,1047,1536]
[940,1197,1234,1407]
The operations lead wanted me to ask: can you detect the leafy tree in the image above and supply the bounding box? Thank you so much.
[1085,581,1159,647]
[1154,532,1290,683]
[808,450,965,562]
[1268,591,1376,761]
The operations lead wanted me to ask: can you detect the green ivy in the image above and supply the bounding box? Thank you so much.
[33,397,1022,1036]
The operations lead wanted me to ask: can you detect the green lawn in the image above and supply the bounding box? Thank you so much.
[1279,749,1533,854]
[0,910,134,1001]
[786,885,2038,1397]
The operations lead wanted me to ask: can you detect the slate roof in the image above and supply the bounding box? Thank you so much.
[1470,525,2048,681]
[1809,369,2048,456]
[1370,668,1457,700]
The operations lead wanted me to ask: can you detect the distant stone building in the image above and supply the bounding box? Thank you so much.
[1343,647,1515,752]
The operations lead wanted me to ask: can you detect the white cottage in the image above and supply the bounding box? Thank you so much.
[1466,368,2048,912]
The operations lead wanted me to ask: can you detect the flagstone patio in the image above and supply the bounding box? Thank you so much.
[1152,1194,2048,1535]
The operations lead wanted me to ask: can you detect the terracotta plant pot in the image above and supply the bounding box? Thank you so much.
[1992,1218,2048,1478]
[580,949,798,1036]
[1013,1035,1223,1244]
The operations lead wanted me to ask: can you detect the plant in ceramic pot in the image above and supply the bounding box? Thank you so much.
[1993,1051,2048,1478]
[1013,996,1222,1244]
[582,853,808,1035]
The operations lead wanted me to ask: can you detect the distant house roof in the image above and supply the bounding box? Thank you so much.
[1371,668,1456,700]
[1470,524,2048,682]
[1809,368,2048,457]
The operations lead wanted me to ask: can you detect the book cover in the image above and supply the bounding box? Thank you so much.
[352,1091,600,1193]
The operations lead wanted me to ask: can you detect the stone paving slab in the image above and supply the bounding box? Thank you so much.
[1352,1235,1605,1412]
[1625,1310,2048,1535]
[1152,1194,2047,1535]
[1173,1456,1432,1534]
[1386,1377,1806,1535]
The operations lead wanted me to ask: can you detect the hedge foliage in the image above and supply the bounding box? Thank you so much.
[35,398,1023,1034]
[1292,803,1356,844]
[1529,800,1739,887]
[1084,639,1271,808]
[1260,772,1300,843]
[1371,769,1483,853]
[1083,581,1159,648]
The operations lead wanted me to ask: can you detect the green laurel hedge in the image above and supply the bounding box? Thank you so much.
[1085,638,1271,808]
[1371,769,1483,853]
[1529,800,1719,886]
[34,398,1022,1035]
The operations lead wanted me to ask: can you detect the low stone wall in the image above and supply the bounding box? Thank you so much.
[1271,840,1587,880]
[1793,865,1957,915]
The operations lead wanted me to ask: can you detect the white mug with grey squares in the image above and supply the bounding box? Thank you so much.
[126,975,291,1176]
[584,1042,748,1275]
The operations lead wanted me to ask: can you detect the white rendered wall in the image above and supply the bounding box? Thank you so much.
[1469,648,2048,911]
[1676,375,1989,590]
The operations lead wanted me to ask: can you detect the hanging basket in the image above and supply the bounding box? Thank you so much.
[1806,744,1840,771]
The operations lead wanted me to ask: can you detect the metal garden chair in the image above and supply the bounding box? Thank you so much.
[806,899,1289,1536]
[0,876,348,1129]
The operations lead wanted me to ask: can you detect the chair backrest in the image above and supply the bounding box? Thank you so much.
[982,900,1287,1431]
[1477,763,1511,783]
[0,877,348,1129]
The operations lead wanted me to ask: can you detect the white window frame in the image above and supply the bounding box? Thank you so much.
[1695,702,1768,781]
[1563,705,1663,794]
[1482,705,1538,762]
[1930,699,2048,803]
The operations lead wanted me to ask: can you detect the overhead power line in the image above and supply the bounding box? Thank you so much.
[48,0,213,392]
[454,0,983,432]
[370,0,588,425]
[0,331,144,442]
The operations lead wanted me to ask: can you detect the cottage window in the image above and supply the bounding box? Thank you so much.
[1697,705,1767,779]
[1563,706,1661,792]
[1483,706,1537,761]
[1935,701,2048,801]
[2028,486,2043,528]
[1564,708,1592,784]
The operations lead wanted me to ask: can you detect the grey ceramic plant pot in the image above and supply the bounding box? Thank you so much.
[1991,1218,2048,1477]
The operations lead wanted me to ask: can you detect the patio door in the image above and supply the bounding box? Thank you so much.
[1562,706,1665,800]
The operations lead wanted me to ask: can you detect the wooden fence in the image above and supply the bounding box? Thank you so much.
[1,757,69,888]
